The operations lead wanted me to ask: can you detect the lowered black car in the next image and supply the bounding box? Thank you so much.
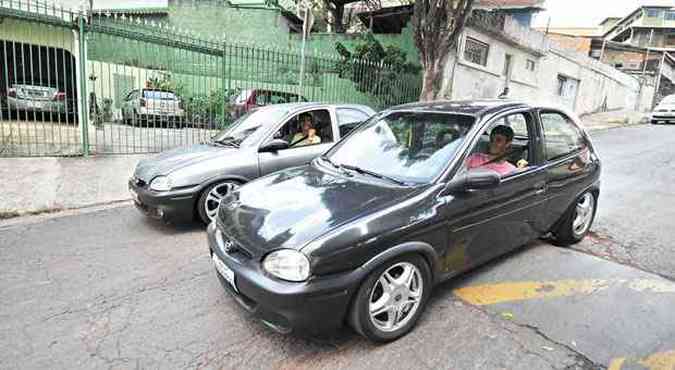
[207,100,601,342]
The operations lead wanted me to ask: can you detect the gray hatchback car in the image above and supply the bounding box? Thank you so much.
[129,102,375,224]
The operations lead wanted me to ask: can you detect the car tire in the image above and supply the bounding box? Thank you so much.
[197,180,241,225]
[349,254,432,342]
[552,191,597,247]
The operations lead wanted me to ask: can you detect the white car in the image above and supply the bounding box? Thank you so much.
[651,94,675,124]
[121,89,185,128]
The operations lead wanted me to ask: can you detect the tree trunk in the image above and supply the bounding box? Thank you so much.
[332,4,345,33]
[418,61,444,101]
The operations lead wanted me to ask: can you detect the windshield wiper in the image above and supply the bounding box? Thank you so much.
[320,155,352,176]
[213,138,239,147]
[340,164,408,186]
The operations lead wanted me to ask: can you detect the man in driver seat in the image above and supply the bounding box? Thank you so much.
[291,113,321,147]
[466,125,517,176]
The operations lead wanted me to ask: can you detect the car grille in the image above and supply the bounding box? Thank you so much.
[216,223,254,261]
[131,176,146,188]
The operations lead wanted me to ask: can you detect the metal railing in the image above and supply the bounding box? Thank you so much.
[0,0,422,156]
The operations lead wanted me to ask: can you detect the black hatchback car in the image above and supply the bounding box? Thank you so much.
[207,100,601,342]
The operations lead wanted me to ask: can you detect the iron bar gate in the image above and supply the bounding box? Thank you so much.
[0,0,422,157]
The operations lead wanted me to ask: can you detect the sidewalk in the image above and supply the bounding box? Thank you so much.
[580,109,648,131]
[0,109,649,219]
[0,154,147,219]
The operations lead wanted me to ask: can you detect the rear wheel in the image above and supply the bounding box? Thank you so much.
[197,180,240,225]
[552,191,597,246]
[349,254,431,342]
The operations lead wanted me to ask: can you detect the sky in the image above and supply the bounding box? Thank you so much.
[532,0,674,28]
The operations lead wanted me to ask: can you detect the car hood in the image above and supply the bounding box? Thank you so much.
[134,143,234,182]
[217,164,420,257]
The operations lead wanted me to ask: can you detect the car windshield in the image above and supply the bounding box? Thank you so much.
[326,112,476,184]
[211,107,288,147]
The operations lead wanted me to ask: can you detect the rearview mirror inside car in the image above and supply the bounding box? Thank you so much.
[444,169,501,194]
[259,139,289,153]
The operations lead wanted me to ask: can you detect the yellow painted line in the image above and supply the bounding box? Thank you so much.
[609,351,675,370]
[453,279,675,306]
[608,358,625,370]
[639,351,675,370]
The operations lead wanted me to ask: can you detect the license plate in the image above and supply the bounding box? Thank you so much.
[212,253,237,292]
[129,187,140,203]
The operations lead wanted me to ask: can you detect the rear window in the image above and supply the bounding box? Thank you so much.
[233,90,252,104]
[143,90,177,100]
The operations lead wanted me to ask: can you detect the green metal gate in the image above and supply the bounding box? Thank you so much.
[0,0,421,157]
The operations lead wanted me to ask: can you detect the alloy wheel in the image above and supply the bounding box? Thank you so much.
[572,193,595,237]
[204,182,238,222]
[368,262,423,333]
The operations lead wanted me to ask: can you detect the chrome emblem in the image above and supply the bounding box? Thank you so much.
[223,239,235,253]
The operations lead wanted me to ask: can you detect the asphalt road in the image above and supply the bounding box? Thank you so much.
[0,124,673,370]
[572,124,675,280]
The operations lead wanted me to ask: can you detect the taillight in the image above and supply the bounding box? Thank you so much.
[7,88,16,98]
[140,98,146,107]
[53,92,66,101]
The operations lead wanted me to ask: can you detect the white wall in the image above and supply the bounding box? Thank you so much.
[444,27,646,115]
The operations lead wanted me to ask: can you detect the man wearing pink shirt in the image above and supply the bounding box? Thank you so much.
[466,125,517,176]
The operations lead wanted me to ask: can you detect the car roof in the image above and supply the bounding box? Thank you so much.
[257,102,375,113]
[389,99,531,117]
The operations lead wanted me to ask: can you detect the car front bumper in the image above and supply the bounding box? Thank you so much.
[206,222,358,335]
[651,113,675,123]
[128,179,197,223]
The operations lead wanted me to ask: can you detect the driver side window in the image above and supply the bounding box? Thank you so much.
[271,109,334,149]
[464,112,533,178]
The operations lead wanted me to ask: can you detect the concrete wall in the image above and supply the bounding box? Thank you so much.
[547,33,592,55]
[0,18,75,53]
[445,27,646,115]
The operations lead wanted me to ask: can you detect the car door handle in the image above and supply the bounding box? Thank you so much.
[535,187,546,195]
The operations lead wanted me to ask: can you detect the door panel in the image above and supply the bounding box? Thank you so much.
[258,143,332,176]
[440,169,547,273]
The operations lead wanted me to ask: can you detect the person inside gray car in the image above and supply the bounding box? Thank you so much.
[291,113,322,147]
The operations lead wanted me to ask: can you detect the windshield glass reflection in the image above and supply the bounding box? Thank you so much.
[327,112,476,184]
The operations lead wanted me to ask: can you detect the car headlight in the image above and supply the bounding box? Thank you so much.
[149,176,172,191]
[262,249,310,282]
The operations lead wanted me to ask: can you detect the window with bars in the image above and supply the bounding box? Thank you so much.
[526,59,536,72]
[464,37,489,66]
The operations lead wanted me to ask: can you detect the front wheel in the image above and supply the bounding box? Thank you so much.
[349,254,432,342]
[552,191,597,246]
[197,181,240,225]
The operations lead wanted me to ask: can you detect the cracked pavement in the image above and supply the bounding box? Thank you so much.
[1,207,599,370]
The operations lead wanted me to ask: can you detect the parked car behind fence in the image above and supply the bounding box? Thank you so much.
[1,84,75,121]
[121,88,185,128]
[230,89,307,120]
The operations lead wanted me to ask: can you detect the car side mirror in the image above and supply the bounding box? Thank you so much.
[259,139,289,153]
[444,169,501,194]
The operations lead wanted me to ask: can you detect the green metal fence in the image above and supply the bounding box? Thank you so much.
[0,0,421,156]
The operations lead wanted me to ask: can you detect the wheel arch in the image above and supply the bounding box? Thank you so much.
[192,175,251,220]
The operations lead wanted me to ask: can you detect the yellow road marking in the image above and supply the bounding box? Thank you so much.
[608,358,625,370]
[639,351,675,370]
[453,279,675,306]
[609,351,675,370]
